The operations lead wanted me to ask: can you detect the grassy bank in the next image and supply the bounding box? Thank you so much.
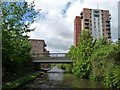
[2,71,44,90]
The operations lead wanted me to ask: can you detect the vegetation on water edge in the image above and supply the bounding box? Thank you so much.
[68,30,120,88]
[2,72,44,90]
[57,64,73,73]
[90,43,120,88]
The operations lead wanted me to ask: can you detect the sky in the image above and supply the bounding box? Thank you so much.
[25,0,119,53]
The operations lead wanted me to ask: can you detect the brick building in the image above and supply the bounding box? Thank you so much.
[74,16,81,46]
[29,39,49,56]
[74,8,111,46]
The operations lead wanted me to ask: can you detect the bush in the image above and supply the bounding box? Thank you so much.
[104,65,120,88]
[90,43,120,88]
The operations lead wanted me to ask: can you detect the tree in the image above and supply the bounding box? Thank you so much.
[93,37,108,50]
[69,30,93,78]
[67,45,76,61]
[2,1,40,73]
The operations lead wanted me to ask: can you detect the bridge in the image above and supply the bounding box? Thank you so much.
[32,53,72,63]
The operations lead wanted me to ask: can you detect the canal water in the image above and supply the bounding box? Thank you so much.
[20,66,107,89]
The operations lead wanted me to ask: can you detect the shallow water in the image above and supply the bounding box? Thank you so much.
[20,66,107,89]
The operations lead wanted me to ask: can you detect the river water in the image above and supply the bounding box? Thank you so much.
[20,66,107,89]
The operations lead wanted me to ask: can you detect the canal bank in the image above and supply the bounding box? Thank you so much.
[2,71,44,90]
[19,66,107,89]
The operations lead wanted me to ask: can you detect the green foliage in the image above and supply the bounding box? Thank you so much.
[104,65,120,88]
[57,64,73,73]
[69,30,93,78]
[68,29,120,88]
[90,42,120,88]
[2,1,40,73]
[93,37,108,50]
[2,72,44,90]
[63,64,73,73]
[67,45,76,63]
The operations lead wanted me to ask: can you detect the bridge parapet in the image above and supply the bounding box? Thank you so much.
[32,53,69,60]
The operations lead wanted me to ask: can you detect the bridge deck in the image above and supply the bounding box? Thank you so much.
[32,59,72,63]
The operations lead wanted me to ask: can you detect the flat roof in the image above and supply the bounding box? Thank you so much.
[29,39,46,44]
[29,38,44,41]
[82,8,109,11]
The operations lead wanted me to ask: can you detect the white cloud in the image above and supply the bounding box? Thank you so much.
[26,0,119,53]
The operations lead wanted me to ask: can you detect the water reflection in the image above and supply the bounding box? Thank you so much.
[48,73,63,81]
[47,66,64,87]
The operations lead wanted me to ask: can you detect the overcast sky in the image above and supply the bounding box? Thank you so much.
[26,0,119,53]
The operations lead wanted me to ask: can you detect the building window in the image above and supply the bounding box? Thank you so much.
[90,23,92,26]
[94,14,99,17]
[94,10,99,13]
[94,25,96,28]
[98,22,99,25]
[91,32,92,34]
[106,18,109,21]
[102,13,103,16]
[90,26,92,29]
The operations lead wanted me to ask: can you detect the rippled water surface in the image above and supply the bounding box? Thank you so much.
[20,66,107,89]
